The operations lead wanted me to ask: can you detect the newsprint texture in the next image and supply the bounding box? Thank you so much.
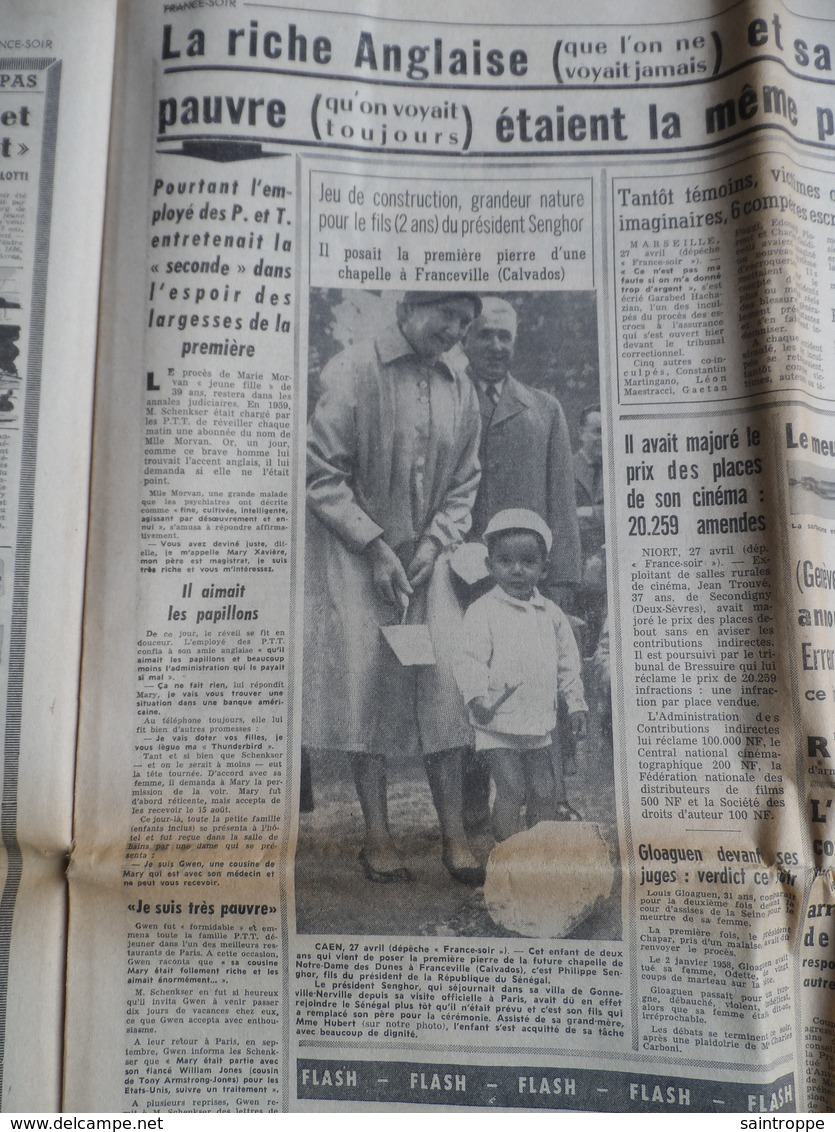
[2,0,835,1115]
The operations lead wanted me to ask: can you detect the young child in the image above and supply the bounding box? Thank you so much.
[453,509,588,842]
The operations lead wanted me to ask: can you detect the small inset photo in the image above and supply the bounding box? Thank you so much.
[788,458,835,519]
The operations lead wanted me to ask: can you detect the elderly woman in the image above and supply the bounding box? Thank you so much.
[302,291,484,885]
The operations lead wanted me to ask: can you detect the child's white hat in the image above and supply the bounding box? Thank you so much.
[482,508,552,555]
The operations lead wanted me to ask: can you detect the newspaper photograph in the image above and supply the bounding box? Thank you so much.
[1,0,835,1117]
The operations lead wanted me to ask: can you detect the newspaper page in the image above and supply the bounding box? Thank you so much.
[0,0,116,1112]
[65,0,835,1114]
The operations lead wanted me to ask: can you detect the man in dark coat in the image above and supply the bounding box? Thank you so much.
[457,296,583,824]
[573,404,606,652]
[574,403,604,566]
[465,297,581,598]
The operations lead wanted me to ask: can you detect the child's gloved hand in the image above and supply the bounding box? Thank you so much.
[469,683,520,725]
[568,710,588,738]
[469,696,497,725]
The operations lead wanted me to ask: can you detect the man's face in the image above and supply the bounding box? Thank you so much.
[580,411,603,465]
[399,298,478,360]
[463,306,516,383]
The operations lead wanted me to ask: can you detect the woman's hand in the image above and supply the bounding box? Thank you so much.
[406,537,441,589]
[364,538,413,607]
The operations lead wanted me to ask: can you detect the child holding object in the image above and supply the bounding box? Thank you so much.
[453,509,588,842]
